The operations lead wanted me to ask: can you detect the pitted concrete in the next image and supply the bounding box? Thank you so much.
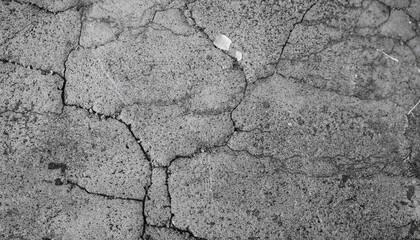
[0,62,63,114]
[1,0,420,239]
[228,74,409,177]
[0,0,80,74]
[145,168,171,226]
[169,147,416,239]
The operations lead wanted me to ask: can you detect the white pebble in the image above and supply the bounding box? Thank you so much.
[213,34,232,51]
[235,51,242,61]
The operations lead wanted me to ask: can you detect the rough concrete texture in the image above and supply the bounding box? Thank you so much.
[188,0,318,82]
[229,74,410,177]
[1,175,143,239]
[19,0,89,13]
[121,104,233,166]
[0,0,80,74]
[144,226,199,240]
[145,168,171,226]
[66,25,244,165]
[169,148,417,239]
[2,107,151,199]
[0,62,63,114]
[2,0,420,239]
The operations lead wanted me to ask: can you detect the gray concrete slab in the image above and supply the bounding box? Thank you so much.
[1,0,420,239]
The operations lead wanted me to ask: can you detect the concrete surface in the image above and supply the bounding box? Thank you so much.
[1,0,420,239]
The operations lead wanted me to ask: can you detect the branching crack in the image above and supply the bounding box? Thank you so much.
[182,4,250,143]
[227,77,248,142]
[62,104,154,238]
[62,30,153,235]
[61,2,88,112]
[275,2,317,70]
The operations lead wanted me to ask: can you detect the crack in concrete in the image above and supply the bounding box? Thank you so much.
[162,166,174,227]
[75,3,92,47]
[3,1,419,238]
[161,143,345,237]
[221,145,344,179]
[61,2,88,112]
[275,2,317,70]
[0,110,57,118]
[5,46,406,180]
[60,10,156,231]
[0,58,63,77]
[65,179,144,202]
[12,0,76,14]
[141,179,152,238]
[183,2,236,62]
[59,102,154,238]
[62,50,76,113]
[145,224,208,240]
[163,149,222,238]
[183,3,250,140]
[58,8,245,228]
[275,30,419,105]
[181,2,251,155]
[201,3,318,141]
[151,22,194,37]
[77,2,188,49]
[0,22,34,46]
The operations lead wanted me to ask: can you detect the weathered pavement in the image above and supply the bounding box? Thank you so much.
[1,0,420,239]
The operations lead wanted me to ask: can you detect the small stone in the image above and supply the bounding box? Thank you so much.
[213,34,232,51]
[235,51,243,61]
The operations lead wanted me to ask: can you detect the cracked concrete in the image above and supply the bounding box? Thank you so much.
[145,167,171,226]
[2,0,420,239]
[0,0,81,74]
[169,147,415,239]
[229,73,410,177]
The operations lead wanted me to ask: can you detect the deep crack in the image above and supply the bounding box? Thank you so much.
[162,166,174,227]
